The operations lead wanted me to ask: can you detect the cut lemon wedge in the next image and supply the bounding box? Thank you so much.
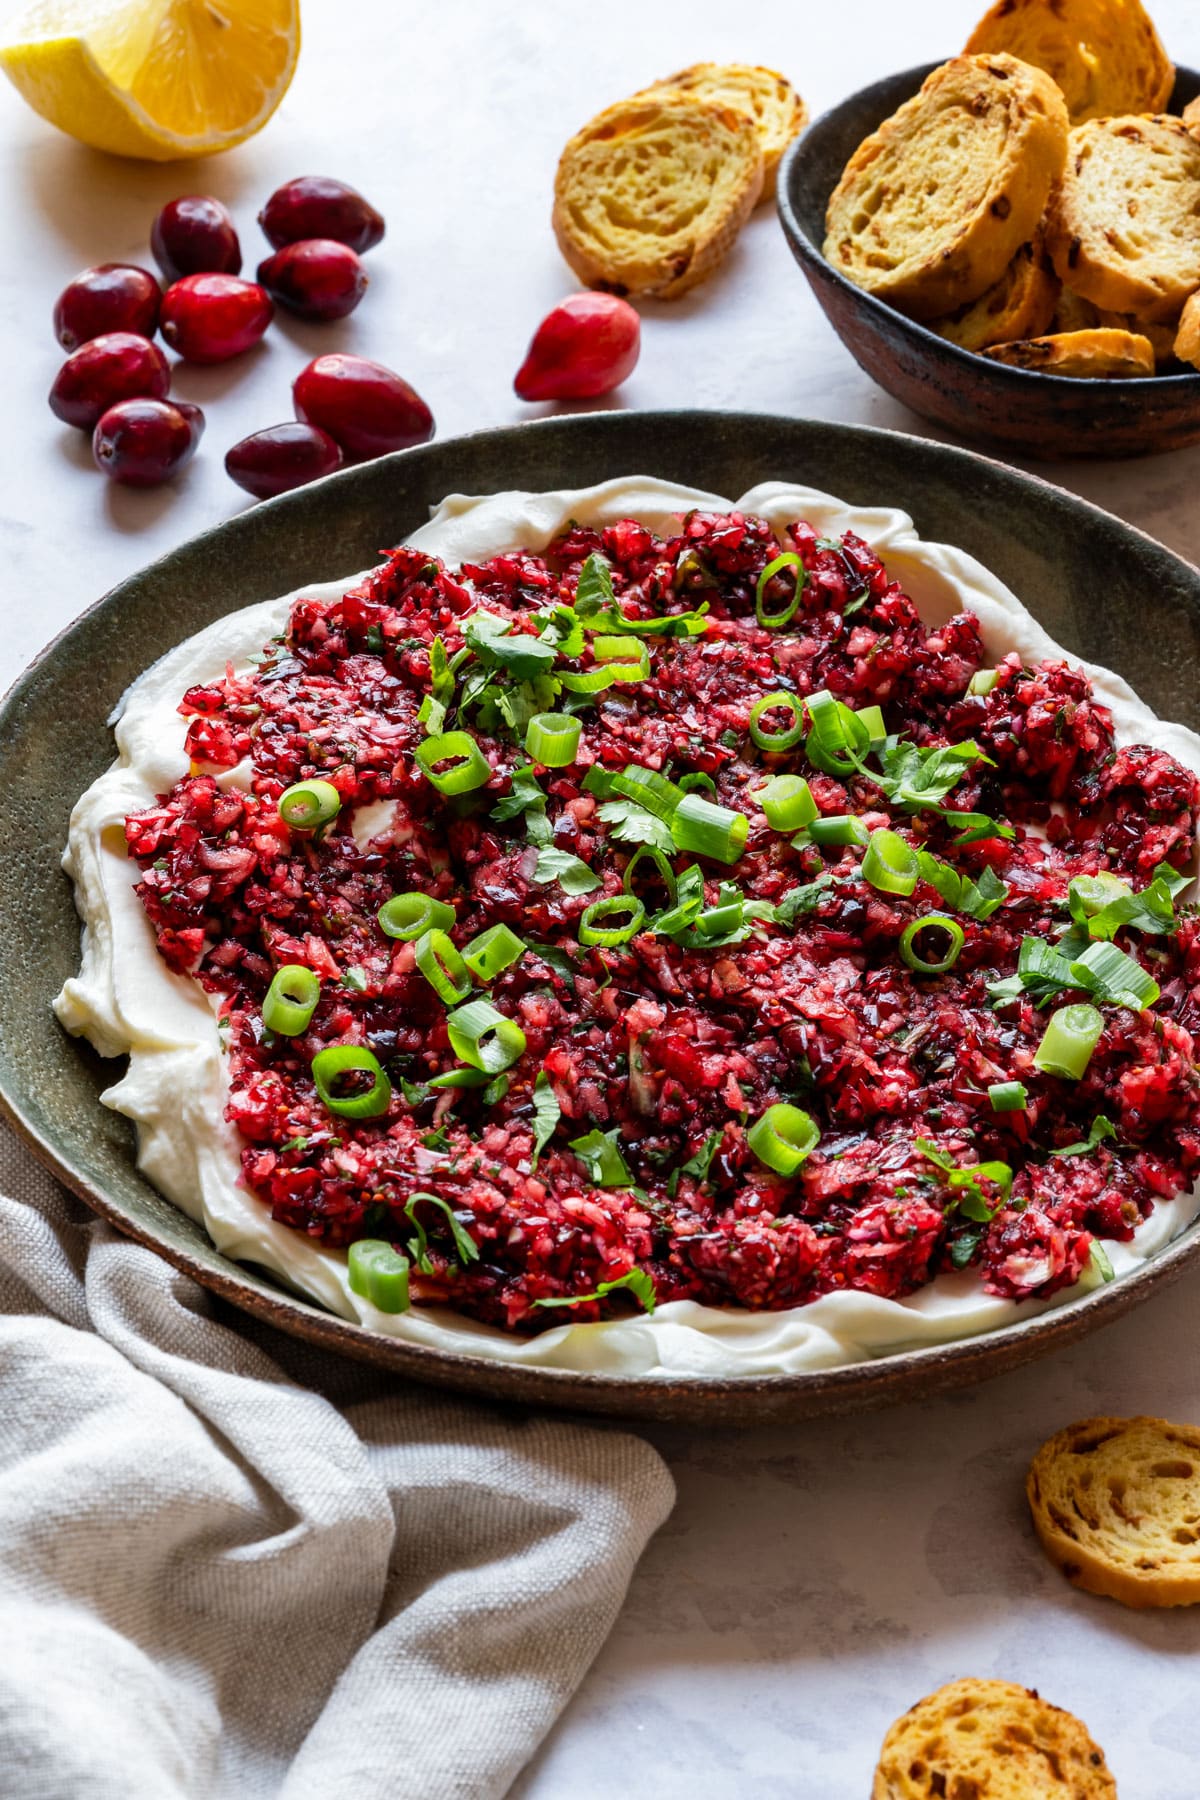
[0,0,300,161]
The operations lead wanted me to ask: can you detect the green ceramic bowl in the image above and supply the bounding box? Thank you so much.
[3,412,1200,1423]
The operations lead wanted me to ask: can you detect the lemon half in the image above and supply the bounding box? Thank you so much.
[0,0,300,160]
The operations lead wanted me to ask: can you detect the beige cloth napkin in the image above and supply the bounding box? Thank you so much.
[0,1128,674,1800]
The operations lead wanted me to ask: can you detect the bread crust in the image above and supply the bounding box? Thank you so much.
[983,326,1155,375]
[933,230,1060,349]
[1184,95,1200,140]
[823,54,1068,322]
[1045,115,1200,321]
[1028,1414,1200,1608]
[1176,291,1200,368]
[641,62,807,192]
[553,92,763,300]
[872,1677,1117,1799]
[965,0,1174,122]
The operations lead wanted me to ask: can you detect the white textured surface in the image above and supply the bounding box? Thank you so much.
[2,0,1199,1793]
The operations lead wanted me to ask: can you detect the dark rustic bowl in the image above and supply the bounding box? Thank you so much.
[3,411,1200,1423]
[778,65,1200,460]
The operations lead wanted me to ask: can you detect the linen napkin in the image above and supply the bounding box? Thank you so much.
[0,1126,674,1800]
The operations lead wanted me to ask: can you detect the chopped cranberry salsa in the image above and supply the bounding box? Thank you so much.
[123,508,1200,1330]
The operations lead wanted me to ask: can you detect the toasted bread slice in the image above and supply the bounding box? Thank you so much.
[824,54,1068,322]
[965,0,1174,122]
[1094,307,1181,363]
[983,326,1155,374]
[1184,96,1200,142]
[933,231,1060,349]
[553,91,763,300]
[871,1678,1117,1799]
[1052,286,1103,332]
[640,63,807,192]
[1028,1415,1200,1607]
[1176,291,1200,367]
[1045,115,1200,320]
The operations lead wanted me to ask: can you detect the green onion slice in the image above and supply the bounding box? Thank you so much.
[611,764,683,821]
[347,1239,410,1312]
[592,636,650,681]
[987,1080,1028,1113]
[378,892,456,941]
[747,1102,819,1176]
[524,712,581,768]
[426,1067,492,1089]
[446,997,527,1072]
[749,691,805,753]
[693,883,745,941]
[804,689,871,775]
[1087,1241,1116,1284]
[753,773,818,832]
[622,844,677,905]
[262,963,320,1036]
[900,913,965,974]
[808,813,869,847]
[558,665,617,695]
[1034,1003,1104,1080]
[312,1044,392,1119]
[755,552,805,629]
[415,730,491,795]
[671,793,748,864]
[414,928,472,1004]
[1070,940,1160,1012]
[579,894,646,947]
[967,669,998,696]
[862,828,920,897]
[462,923,526,981]
[1068,873,1130,922]
[679,771,717,798]
[278,779,341,831]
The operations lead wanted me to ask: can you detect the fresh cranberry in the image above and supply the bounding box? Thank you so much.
[93,398,204,487]
[256,239,367,321]
[514,292,641,400]
[225,422,344,498]
[159,275,273,363]
[151,196,242,285]
[292,354,433,458]
[53,264,161,352]
[50,332,171,430]
[258,176,385,254]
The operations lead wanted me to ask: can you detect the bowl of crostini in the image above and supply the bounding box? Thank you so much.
[777,0,1200,459]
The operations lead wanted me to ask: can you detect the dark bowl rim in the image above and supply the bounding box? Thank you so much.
[776,60,1200,394]
[4,406,1200,1407]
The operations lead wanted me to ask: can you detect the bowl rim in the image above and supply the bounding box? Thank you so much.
[5,406,1200,1415]
[776,59,1200,394]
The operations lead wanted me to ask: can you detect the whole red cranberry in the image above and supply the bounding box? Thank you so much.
[151,196,242,285]
[53,264,161,352]
[50,332,171,430]
[514,293,641,401]
[159,274,273,363]
[259,176,385,254]
[256,239,368,321]
[93,398,205,487]
[225,422,344,498]
[293,354,433,459]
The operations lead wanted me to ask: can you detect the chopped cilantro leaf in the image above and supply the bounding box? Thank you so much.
[532,1267,656,1314]
[532,847,601,894]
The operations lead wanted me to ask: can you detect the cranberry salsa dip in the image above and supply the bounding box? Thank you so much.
[56,479,1200,1377]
